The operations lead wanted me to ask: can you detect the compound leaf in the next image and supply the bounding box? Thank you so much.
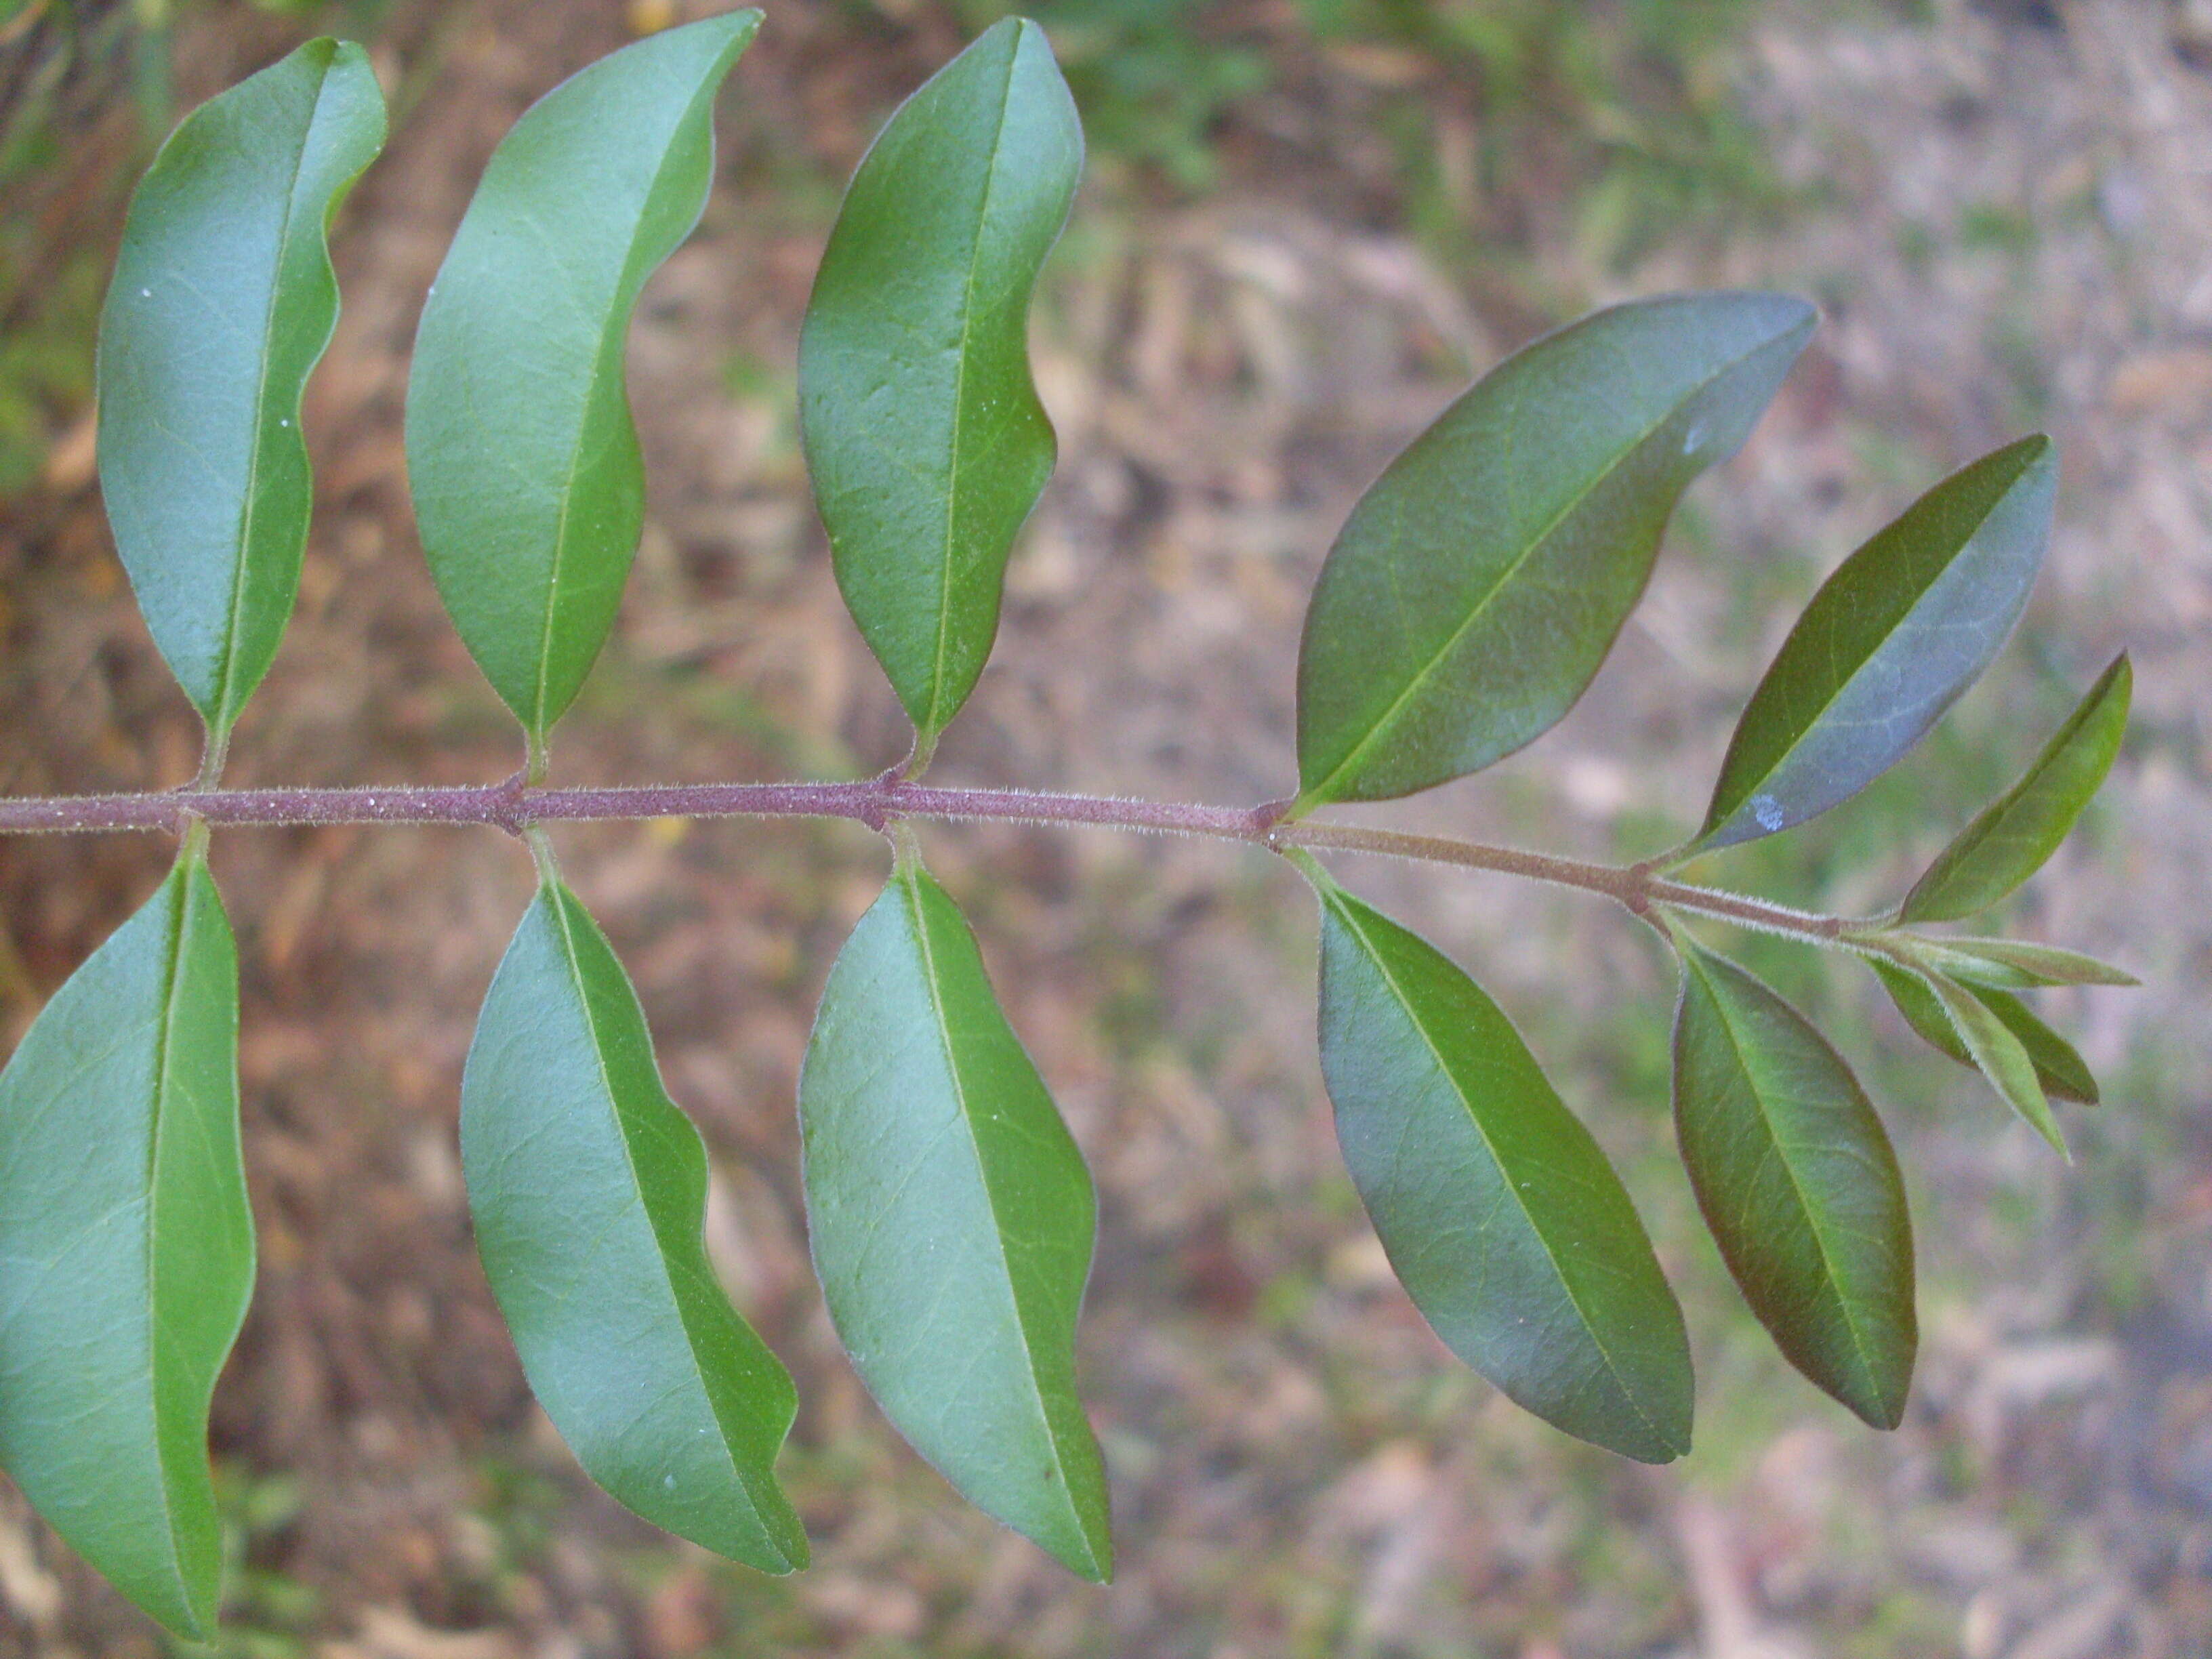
[1868,958,2097,1105]
[98,38,386,758]
[1674,943,1914,1428]
[0,839,252,1638]
[1900,653,2131,922]
[1696,436,2057,850]
[462,878,806,1573]
[1308,866,1692,1462]
[799,19,1082,760]
[407,13,759,758]
[801,852,1110,1579]
[1921,969,2068,1157]
[1294,292,1813,809]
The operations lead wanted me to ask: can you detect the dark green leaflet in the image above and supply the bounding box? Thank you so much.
[1900,653,2131,922]
[1307,865,1692,1462]
[799,19,1082,760]
[96,39,386,760]
[407,13,759,758]
[1673,943,1914,1428]
[1293,292,1812,808]
[1696,436,2057,851]
[801,853,1110,1578]
[1868,958,2097,1105]
[0,839,252,1637]
[462,878,806,1572]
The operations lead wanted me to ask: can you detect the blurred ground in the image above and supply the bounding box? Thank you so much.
[0,1,2208,1654]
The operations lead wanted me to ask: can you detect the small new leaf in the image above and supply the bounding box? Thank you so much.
[462,878,806,1572]
[1294,292,1812,809]
[1696,436,2058,850]
[1673,943,1914,1428]
[98,39,386,760]
[801,853,1111,1579]
[0,842,253,1638]
[408,13,759,759]
[800,18,1082,761]
[1906,936,2138,991]
[1900,653,2130,922]
[1307,864,1693,1462]
[1868,958,2097,1105]
[1921,969,2069,1157]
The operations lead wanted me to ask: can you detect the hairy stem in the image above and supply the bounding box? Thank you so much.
[0,776,1848,943]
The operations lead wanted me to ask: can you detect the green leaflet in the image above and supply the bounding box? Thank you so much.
[1307,865,1692,1462]
[1868,958,2097,1105]
[407,13,759,760]
[1696,436,2058,851]
[1673,943,1914,1429]
[1920,968,2068,1157]
[461,878,806,1572]
[800,853,1110,1579]
[1900,654,2131,922]
[1904,936,2138,991]
[96,39,386,761]
[0,838,253,1638]
[798,19,1082,760]
[1293,292,1812,809]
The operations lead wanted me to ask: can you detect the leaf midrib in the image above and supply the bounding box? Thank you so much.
[543,884,785,1563]
[1705,445,2041,838]
[209,51,339,744]
[1302,323,1795,807]
[1689,956,1896,1421]
[921,30,1024,743]
[899,862,1097,1571]
[1330,891,1677,1454]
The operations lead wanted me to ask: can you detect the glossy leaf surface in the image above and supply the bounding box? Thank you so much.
[1697,436,2057,849]
[0,844,251,1637]
[408,14,758,752]
[1294,293,1812,808]
[801,855,1110,1578]
[1900,653,2131,922]
[1310,870,1692,1462]
[1869,959,2097,1105]
[799,19,1082,756]
[98,39,386,752]
[1674,944,1914,1427]
[1922,970,2068,1156]
[462,879,806,1572]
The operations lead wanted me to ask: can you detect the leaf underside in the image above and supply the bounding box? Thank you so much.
[800,18,1082,754]
[98,37,386,748]
[801,855,1111,1580]
[462,880,806,1572]
[1294,291,1814,808]
[407,12,759,749]
[1920,967,2069,1156]
[0,848,253,1638]
[1309,872,1693,1463]
[1674,944,1915,1428]
[1697,435,2058,851]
